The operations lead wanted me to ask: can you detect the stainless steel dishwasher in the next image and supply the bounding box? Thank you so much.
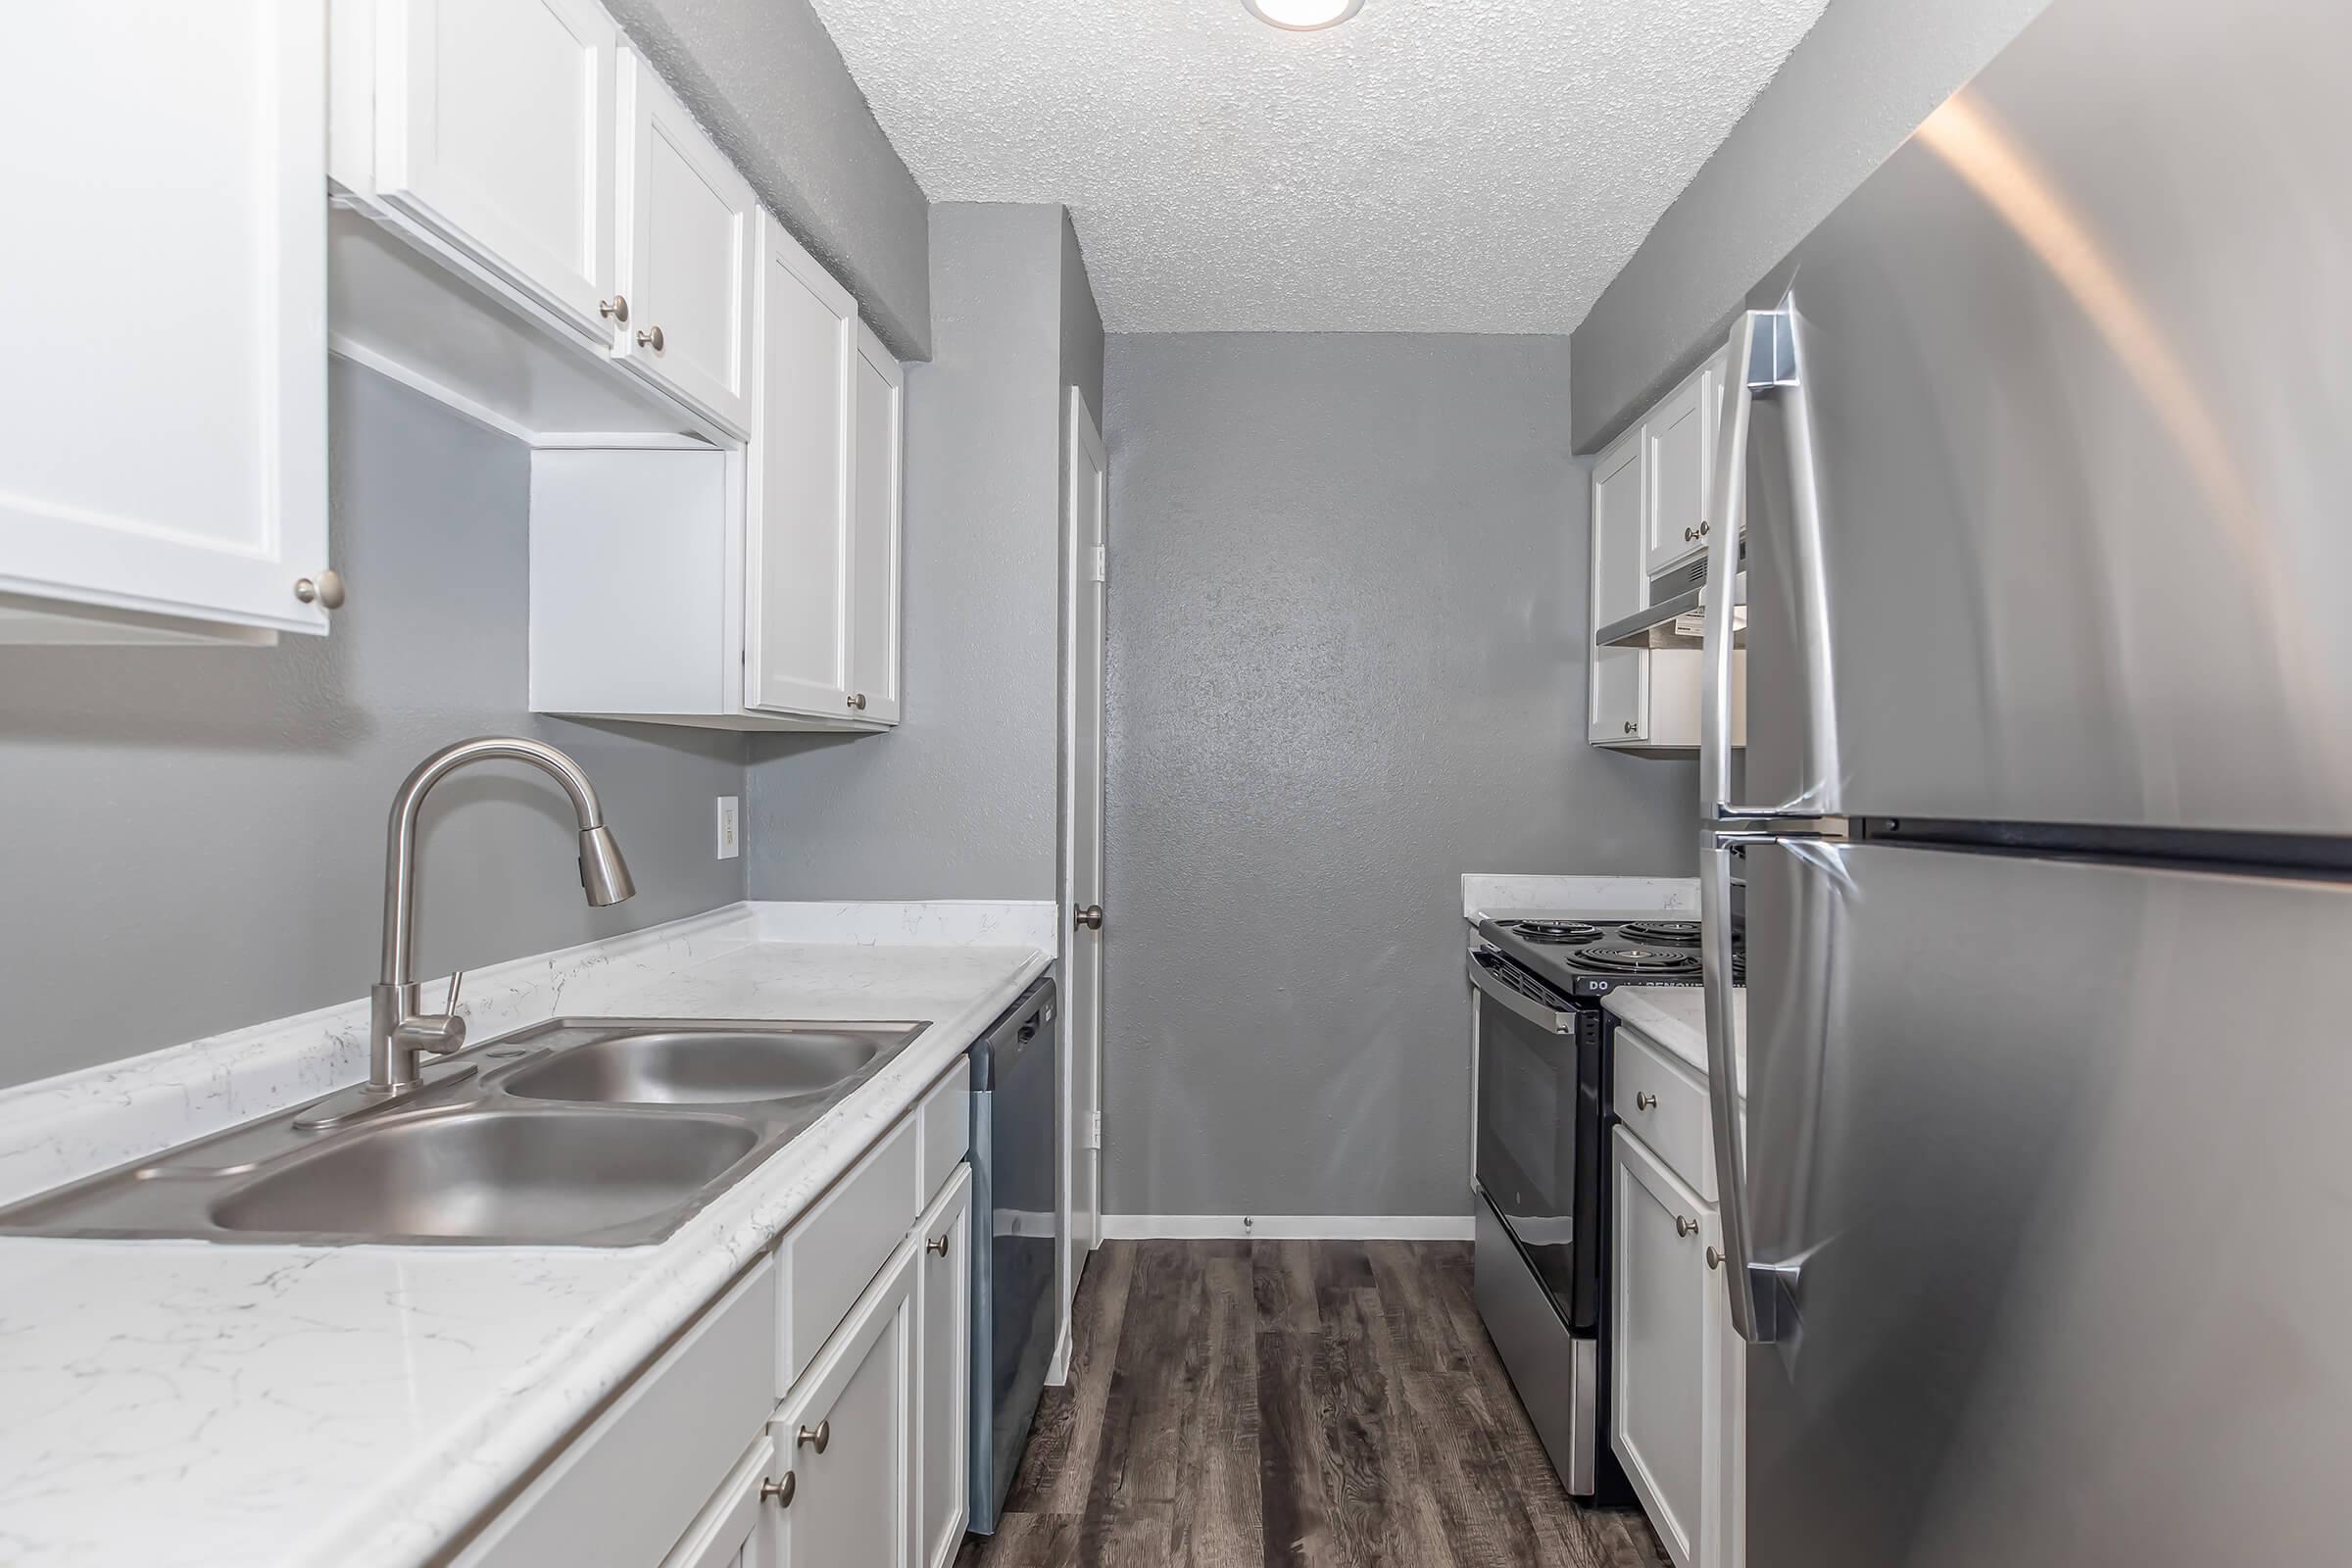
[966,976,1058,1536]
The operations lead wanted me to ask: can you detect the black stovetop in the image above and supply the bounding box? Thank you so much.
[1475,914,1743,999]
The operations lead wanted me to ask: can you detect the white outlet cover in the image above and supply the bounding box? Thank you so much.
[715,796,741,860]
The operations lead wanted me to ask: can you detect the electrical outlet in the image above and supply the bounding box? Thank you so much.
[715,796,740,860]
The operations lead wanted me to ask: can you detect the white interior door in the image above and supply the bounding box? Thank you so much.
[1059,387,1108,1338]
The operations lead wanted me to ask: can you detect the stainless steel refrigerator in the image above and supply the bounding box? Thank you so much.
[1688,1,2352,1562]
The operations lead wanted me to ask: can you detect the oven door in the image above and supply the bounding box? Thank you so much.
[1469,946,1604,1334]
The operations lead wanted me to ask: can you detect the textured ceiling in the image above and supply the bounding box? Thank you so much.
[806,0,1832,333]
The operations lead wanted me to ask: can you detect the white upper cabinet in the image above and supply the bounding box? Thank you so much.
[614,53,757,433]
[1642,358,1720,578]
[846,326,906,725]
[0,2,328,644]
[1590,437,1649,744]
[530,241,904,733]
[368,0,620,342]
[746,217,857,717]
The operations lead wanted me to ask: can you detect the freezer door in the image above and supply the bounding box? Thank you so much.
[1740,839,2352,1567]
[1737,0,2352,833]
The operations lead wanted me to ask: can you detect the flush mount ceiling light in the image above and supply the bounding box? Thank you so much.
[1242,0,1364,31]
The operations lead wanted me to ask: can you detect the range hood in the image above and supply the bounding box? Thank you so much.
[1596,563,1746,651]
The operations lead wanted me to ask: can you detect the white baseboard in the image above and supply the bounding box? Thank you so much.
[1101,1214,1475,1242]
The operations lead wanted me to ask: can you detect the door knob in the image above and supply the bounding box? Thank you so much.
[797,1419,830,1453]
[1074,905,1103,931]
[292,570,346,610]
[599,294,629,323]
[636,324,664,352]
[760,1471,796,1506]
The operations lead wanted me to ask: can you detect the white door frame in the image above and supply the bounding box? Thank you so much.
[1057,386,1107,1365]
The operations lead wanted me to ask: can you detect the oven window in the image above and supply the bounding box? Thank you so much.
[1475,979,1587,1321]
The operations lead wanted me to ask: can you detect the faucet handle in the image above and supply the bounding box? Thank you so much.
[444,969,465,1014]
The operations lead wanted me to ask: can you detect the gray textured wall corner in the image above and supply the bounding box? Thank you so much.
[0,362,746,1090]
[1100,333,1695,1221]
[1569,0,2050,451]
[605,0,935,360]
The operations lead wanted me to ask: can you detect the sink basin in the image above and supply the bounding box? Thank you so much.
[0,1014,931,1247]
[208,1109,760,1243]
[505,1026,887,1105]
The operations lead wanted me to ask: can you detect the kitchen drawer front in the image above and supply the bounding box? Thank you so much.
[779,1117,919,1394]
[457,1255,776,1568]
[916,1059,970,1206]
[1614,1025,1716,1202]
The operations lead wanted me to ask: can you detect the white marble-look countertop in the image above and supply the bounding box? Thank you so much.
[0,912,1051,1568]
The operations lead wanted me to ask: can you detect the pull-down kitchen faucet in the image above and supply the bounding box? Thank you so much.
[368,737,634,1094]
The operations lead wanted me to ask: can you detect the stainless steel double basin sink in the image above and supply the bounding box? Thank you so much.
[0,1018,930,1247]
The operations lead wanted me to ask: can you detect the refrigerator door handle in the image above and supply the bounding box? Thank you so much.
[1699,839,1779,1343]
[1699,302,1837,824]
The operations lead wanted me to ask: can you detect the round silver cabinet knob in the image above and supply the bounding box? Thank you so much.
[927,1234,950,1257]
[846,692,867,710]
[1623,720,1639,735]
[798,1419,830,1454]
[1636,1092,1658,1111]
[760,1471,796,1506]
[636,324,664,352]
[599,294,629,323]
[1684,526,1698,542]
[1706,1246,1723,1270]
[1074,904,1103,931]
[293,569,346,610]
[1675,1214,1699,1239]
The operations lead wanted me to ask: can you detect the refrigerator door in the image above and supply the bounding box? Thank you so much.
[1740,838,2352,1567]
[1734,0,2352,833]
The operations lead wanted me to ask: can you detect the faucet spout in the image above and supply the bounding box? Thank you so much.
[368,737,635,1094]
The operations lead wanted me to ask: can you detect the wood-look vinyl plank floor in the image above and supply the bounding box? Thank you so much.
[958,1240,1669,1568]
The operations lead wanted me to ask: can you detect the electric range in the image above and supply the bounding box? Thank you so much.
[1474,914,1744,998]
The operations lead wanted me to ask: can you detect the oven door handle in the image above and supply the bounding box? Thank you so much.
[1466,949,1578,1034]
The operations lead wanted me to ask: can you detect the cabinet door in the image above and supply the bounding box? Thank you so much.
[373,0,619,339]
[745,218,856,717]
[615,52,757,433]
[660,1437,775,1568]
[1642,358,1718,577]
[761,1241,917,1568]
[845,324,906,725]
[1590,437,1648,743]
[0,2,327,643]
[1612,1128,1714,1568]
[915,1166,974,1568]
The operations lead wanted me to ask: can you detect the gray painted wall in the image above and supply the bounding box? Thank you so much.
[747,204,1102,900]
[0,362,744,1090]
[1101,333,1695,1220]
[1569,0,2050,450]
[606,0,935,361]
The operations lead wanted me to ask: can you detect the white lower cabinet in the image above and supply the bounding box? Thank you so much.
[466,1062,975,1568]
[1611,1040,1744,1568]
[916,1167,975,1568]
[763,1240,920,1567]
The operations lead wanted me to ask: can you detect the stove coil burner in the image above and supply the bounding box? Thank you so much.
[1573,945,1705,976]
[1616,920,1702,948]
[1508,920,1605,945]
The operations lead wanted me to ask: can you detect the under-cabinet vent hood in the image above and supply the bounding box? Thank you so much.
[1596,550,1747,651]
